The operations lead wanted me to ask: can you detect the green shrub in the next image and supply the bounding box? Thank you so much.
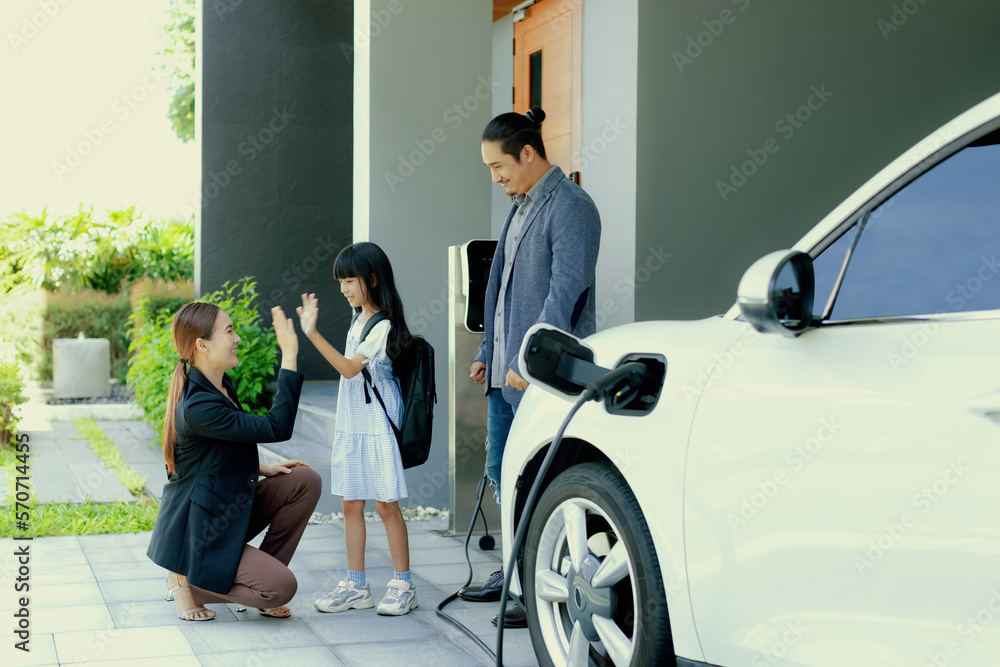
[0,357,28,451]
[0,205,194,295]
[127,278,277,443]
[0,290,45,380]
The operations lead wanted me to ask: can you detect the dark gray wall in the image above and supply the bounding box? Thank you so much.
[199,0,353,379]
[636,0,1000,321]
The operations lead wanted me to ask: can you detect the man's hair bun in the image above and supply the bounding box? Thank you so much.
[524,108,546,126]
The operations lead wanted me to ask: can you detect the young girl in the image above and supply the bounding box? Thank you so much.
[296,242,417,616]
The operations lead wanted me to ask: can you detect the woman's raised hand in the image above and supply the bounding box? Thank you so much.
[296,293,319,339]
[271,306,298,358]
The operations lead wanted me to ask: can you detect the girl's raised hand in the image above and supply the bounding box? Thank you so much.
[271,306,298,357]
[296,293,319,338]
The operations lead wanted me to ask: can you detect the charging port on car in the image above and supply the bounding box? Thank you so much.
[604,354,666,416]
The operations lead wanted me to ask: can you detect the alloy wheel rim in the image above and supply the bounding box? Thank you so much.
[534,497,638,667]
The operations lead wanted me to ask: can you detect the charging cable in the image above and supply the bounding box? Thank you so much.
[439,361,648,667]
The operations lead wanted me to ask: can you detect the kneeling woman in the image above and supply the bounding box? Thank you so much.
[147,302,321,620]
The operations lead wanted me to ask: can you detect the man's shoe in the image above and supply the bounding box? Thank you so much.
[491,604,527,629]
[458,569,504,602]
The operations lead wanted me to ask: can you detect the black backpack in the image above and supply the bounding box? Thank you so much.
[353,312,436,469]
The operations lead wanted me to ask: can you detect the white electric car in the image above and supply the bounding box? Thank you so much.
[502,90,1000,667]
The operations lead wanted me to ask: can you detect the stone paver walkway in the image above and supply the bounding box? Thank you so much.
[1,407,538,666]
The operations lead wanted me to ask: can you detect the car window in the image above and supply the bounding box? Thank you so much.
[810,224,858,319]
[829,131,1000,321]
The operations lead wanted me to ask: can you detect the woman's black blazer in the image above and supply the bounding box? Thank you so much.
[146,366,304,594]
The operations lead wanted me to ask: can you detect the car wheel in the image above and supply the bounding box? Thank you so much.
[524,462,673,667]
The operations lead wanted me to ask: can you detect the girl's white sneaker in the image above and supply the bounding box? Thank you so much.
[376,580,418,616]
[315,580,374,613]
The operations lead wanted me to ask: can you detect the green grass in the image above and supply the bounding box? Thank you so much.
[73,418,148,496]
[0,421,159,537]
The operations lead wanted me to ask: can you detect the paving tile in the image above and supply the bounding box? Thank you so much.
[33,535,84,550]
[199,646,345,666]
[330,636,494,667]
[409,545,501,566]
[30,582,104,609]
[299,607,437,645]
[56,439,104,465]
[83,657,201,666]
[49,422,80,439]
[99,577,175,603]
[90,558,163,582]
[410,562,502,589]
[81,544,149,563]
[426,605,540,667]
[178,616,323,653]
[54,626,195,663]
[0,631,58,666]
[33,604,116,635]
[67,464,133,502]
[31,563,97,585]
[78,532,152,549]
[292,549,391,570]
[108,600,239,627]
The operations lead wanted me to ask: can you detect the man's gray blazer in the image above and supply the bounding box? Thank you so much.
[475,170,601,404]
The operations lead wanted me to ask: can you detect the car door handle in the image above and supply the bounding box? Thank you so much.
[967,392,1000,418]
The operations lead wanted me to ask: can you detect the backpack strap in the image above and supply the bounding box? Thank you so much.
[350,311,400,444]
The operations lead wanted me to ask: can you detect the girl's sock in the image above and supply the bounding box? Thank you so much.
[393,570,412,586]
[347,570,366,587]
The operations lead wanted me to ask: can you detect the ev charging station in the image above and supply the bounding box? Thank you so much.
[444,240,501,539]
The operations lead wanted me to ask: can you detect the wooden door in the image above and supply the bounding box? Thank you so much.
[513,0,582,177]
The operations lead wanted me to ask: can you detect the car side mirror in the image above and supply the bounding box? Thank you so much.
[737,250,815,337]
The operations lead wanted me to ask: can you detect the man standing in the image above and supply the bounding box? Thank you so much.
[459,108,601,628]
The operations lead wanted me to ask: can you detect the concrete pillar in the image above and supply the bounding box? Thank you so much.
[354,0,494,508]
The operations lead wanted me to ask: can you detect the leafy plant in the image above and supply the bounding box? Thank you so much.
[0,358,28,452]
[0,206,194,295]
[127,278,277,444]
[160,0,195,143]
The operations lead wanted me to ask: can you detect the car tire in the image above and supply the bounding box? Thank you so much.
[524,462,674,667]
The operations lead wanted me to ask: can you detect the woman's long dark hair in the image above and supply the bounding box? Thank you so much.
[163,302,220,476]
[333,242,413,361]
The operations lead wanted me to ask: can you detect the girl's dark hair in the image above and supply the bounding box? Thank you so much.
[163,301,220,476]
[333,242,413,361]
[482,107,547,162]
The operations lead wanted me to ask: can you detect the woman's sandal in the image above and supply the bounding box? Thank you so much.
[166,573,216,622]
[257,606,292,618]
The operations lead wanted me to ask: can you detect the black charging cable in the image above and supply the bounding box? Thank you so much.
[435,474,501,662]
[439,361,649,667]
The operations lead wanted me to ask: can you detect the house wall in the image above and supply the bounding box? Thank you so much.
[634,0,1000,321]
[199,0,354,379]
[355,0,494,508]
